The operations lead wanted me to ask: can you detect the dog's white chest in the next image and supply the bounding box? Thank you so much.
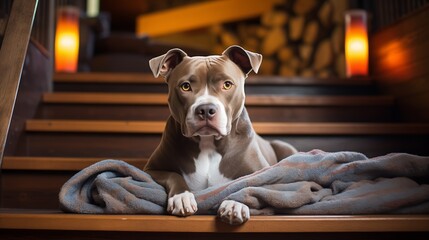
[183,137,231,191]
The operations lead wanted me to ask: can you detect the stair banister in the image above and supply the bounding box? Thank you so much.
[0,0,38,164]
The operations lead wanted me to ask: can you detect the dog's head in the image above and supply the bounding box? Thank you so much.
[149,45,262,140]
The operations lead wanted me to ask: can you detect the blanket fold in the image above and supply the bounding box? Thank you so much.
[59,159,167,214]
[59,150,429,215]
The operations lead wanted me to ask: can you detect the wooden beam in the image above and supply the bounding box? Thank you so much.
[136,0,278,37]
[42,92,394,107]
[0,211,428,232]
[25,120,429,135]
[0,0,38,163]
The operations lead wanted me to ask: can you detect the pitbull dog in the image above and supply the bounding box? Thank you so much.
[145,45,297,225]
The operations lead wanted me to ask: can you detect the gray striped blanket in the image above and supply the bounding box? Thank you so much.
[59,150,429,215]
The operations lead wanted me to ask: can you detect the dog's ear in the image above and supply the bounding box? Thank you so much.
[149,48,187,79]
[223,45,262,75]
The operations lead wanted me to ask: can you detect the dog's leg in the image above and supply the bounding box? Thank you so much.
[218,200,250,225]
[270,140,298,161]
[146,170,198,216]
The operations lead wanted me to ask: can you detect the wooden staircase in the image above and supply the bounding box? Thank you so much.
[1,72,429,239]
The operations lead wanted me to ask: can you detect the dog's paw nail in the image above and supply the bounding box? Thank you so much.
[233,212,238,217]
[185,208,190,213]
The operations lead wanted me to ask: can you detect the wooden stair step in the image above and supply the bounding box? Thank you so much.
[54,72,163,84]
[42,92,394,107]
[25,120,429,135]
[0,210,428,233]
[11,132,161,158]
[1,156,147,171]
[38,103,395,122]
[53,73,377,95]
[53,73,374,86]
[14,132,429,158]
[40,92,395,122]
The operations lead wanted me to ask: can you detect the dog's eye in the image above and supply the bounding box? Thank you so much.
[180,82,192,92]
[222,81,234,90]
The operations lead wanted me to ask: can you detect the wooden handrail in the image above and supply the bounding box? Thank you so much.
[0,0,38,164]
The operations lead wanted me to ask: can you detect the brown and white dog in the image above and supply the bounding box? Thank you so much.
[145,45,297,225]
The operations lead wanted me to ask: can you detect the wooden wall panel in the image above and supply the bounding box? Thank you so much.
[4,41,51,156]
[370,5,429,122]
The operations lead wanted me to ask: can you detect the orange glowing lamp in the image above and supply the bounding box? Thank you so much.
[55,7,80,72]
[345,10,368,77]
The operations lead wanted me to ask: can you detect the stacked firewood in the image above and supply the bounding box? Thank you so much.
[212,0,348,77]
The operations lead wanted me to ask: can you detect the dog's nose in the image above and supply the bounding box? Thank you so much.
[195,103,217,120]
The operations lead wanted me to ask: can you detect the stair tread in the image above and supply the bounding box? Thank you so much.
[42,92,395,106]
[1,156,147,171]
[0,209,427,232]
[53,72,374,86]
[54,72,162,84]
[25,119,429,135]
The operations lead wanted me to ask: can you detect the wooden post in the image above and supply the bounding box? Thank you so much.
[0,0,38,164]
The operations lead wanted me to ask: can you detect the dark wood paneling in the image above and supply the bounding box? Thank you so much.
[1,156,147,171]
[0,229,428,240]
[267,135,429,158]
[248,106,395,122]
[53,72,374,85]
[0,171,73,209]
[10,133,429,159]
[52,73,379,95]
[36,104,172,121]
[54,82,378,95]
[4,41,51,156]
[371,5,429,122]
[13,133,161,158]
[36,104,395,122]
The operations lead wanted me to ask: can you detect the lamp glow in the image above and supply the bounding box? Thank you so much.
[55,7,80,72]
[345,10,368,77]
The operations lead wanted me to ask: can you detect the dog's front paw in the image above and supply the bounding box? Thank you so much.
[167,191,198,216]
[218,200,250,225]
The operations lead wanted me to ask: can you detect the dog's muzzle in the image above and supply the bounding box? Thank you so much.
[185,100,228,139]
[195,103,217,121]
